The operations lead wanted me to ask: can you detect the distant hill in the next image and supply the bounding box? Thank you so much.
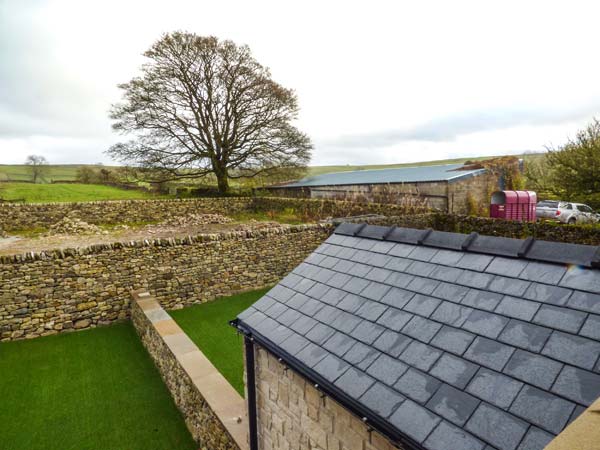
[0,153,543,184]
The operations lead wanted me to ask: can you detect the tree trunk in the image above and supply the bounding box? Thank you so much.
[215,168,230,195]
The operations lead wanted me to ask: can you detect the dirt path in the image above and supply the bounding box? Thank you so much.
[0,221,283,256]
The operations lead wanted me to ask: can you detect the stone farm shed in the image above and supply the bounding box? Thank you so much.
[232,224,600,450]
[263,163,500,214]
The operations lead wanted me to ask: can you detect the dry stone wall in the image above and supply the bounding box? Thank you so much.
[0,225,331,342]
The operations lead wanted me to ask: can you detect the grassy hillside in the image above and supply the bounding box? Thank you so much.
[0,183,167,203]
[0,164,116,182]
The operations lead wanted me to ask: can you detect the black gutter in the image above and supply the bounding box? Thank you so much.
[244,336,259,450]
[230,319,426,450]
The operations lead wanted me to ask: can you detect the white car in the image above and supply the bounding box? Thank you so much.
[536,200,599,224]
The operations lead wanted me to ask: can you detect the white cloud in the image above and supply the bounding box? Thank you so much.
[1,0,600,165]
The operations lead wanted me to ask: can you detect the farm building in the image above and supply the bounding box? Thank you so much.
[233,224,600,450]
[264,163,501,214]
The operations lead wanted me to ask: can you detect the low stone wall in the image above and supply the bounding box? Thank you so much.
[0,224,331,341]
[131,291,247,450]
[0,196,413,231]
[251,343,399,450]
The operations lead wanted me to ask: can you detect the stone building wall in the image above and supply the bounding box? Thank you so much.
[132,292,247,450]
[252,344,401,450]
[0,225,331,342]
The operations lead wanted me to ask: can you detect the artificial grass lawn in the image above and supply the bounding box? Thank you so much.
[0,323,196,450]
[0,182,167,203]
[170,288,270,396]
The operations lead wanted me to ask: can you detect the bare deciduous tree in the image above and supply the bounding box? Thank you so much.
[24,155,48,183]
[108,32,312,194]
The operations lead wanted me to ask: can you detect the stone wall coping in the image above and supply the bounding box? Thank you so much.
[0,223,332,263]
[132,289,249,450]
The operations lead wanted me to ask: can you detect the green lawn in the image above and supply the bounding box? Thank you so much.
[0,323,196,450]
[170,288,269,396]
[0,182,166,203]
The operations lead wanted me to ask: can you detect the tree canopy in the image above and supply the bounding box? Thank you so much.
[108,32,312,193]
[24,155,48,183]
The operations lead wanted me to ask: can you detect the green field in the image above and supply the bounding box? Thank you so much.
[0,323,196,450]
[0,182,166,203]
[170,288,269,396]
[0,164,111,182]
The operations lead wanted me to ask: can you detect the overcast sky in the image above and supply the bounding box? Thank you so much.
[1,0,600,166]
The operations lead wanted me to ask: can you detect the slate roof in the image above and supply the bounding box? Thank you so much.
[235,224,600,450]
[272,163,486,188]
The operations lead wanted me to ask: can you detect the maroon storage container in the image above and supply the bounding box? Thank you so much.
[490,190,537,222]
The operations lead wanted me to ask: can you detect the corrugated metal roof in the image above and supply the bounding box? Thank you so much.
[277,164,486,188]
[236,225,600,450]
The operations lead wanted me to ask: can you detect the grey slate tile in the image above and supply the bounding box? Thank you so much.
[376,307,413,332]
[568,405,586,425]
[313,353,351,382]
[277,308,303,327]
[288,313,318,335]
[402,316,442,343]
[430,353,479,389]
[264,301,288,319]
[320,287,346,306]
[465,403,528,450]
[489,276,530,297]
[344,276,370,295]
[365,267,393,283]
[462,310,510,339]
[464,337,515,371]
[394,368,442,404]
[524,283,572,306]
[386,257,413,273]
[494,296,540,321]
[429,265,465,283]
[462,289,503,311]
[305,323,335,345]
[504,349,562,390]
[370,241,397,254]
[351,320,386,344]
[580,314,600,340]
[432,282,470,302]
[431,302,473,327]
[330,311,362,334]
[360,281,391,301]
[560,267,600,294]
[379,287,415,309]
[305,282,331,300]
[520,261,567,285]
[430,249,464,266]
[337,293,366,313]
[516,427,554,450]
[294,278,316,294]
[280,272,302,288]
[286,292,310,310]
[466,368,523,409]
[366,353,408,385]
[385,271,415,289]
[327,272,352,289]
[552,365,600,405]
[498,319,552,353]
[323,332,358,357]
[427,383,480,426]
[424,421,485,450]
[485,257,528,278]
[567,290,600,314]
[543,331,600,370]
[431,326,476,356]
[456,253,494,271]
[407,246,439,262]
[266,285,295,303]
[533,304,587,333]
[334,367,376,398]
[406,260,437,277]
[316,257,339,271]
[457,271,494,290]
[279,333,311,356]
[406,276,439,295]
[295,342,329,368]
[388,242,415,258]
[253,295,277,312]
[237,306,257,321]
[404,294,441,317]
[360,382,405,419]
[343,341,379,367]
[389,399,441,443]
[399,341,443,372]
[509,385,575,434]
[244,310,268,328]
[373,330,413,357]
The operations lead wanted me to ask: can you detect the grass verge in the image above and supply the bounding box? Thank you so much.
[170,287,270,396]
[0,323,196,450]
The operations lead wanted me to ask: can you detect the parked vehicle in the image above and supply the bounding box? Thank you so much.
[536,200,600,224]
